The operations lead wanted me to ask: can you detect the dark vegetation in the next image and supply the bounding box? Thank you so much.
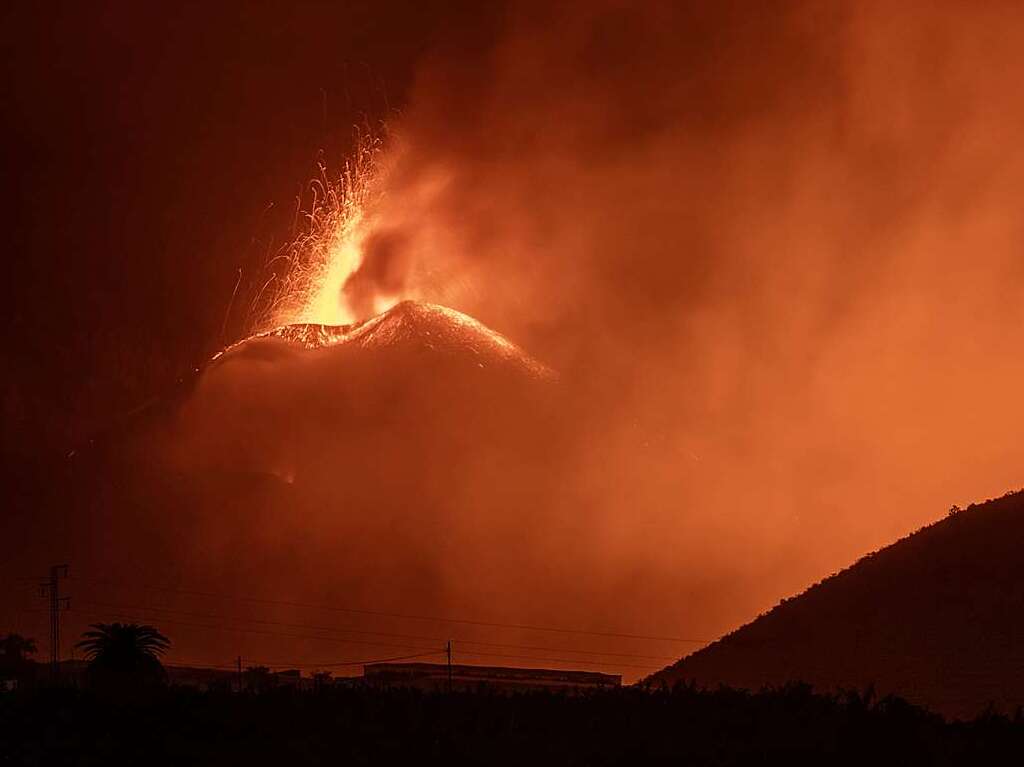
[75,623,170,696]
[0,634,37,687]
[2,681,1023,766]
[5,621,1022,763]
[651,489,1024,718]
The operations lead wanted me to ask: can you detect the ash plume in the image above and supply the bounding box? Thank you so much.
[302,1,1024,629]
[8,2,1024,677]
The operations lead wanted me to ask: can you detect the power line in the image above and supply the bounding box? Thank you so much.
[68,607,663,671]
[73,598,678,663]
[162,658,239,671]
[294,650,444,669]
[163,650,444,671]
[39,565,70,679]
[70,575,706,644]
[67,607,438,654]
[449,648,660,672]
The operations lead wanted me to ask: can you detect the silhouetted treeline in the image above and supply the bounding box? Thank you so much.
[2,681,1022,766]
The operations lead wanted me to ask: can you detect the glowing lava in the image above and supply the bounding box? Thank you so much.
[220,300,554,379]
[295,207,366,326]
[268,136,394,328]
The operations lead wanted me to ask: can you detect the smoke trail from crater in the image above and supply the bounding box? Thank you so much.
[313,0,1024,611]
[132,1,1024,672]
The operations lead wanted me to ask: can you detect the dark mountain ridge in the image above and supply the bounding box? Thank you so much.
[649,489,1024,719]
[0,301,571,667]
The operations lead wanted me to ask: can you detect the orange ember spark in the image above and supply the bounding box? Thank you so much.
[267,134,395,328]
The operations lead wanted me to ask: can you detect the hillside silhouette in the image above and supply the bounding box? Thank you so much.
[0,301,615,671]
[649,490,1024,718]
[168,300,558,478]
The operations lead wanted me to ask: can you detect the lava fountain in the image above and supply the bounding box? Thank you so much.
[267,134,402,329]
[185,134,555,483]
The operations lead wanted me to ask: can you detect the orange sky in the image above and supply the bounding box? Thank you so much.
[143,1,1024,679]
[4,1,1024,682]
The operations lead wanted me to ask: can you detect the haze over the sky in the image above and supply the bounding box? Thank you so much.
[3,1,1023,678]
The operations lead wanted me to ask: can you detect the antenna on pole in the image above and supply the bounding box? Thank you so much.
[40,564,70,683]
[446,640,453,693]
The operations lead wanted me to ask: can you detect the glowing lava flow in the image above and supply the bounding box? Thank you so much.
[213,301,556,384]
[295,207,366,326]
[268,136,391,328]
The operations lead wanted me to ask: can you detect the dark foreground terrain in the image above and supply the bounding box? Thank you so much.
[652,489,1024,718]
[2,683,1022,766]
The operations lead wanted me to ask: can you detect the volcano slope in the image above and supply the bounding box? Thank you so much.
[168,300,556,481]
[1,301,581,664]
[648,489,1024,719]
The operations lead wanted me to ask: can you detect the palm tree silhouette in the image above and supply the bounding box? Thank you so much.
[76,622,170,691]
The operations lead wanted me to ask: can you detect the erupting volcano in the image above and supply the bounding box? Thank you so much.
[9,5,1024,735]
[264,134,407,330]
[227,300,552,380]
[178,299,557,484]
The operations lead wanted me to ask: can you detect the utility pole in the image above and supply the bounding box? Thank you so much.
[237,656,243,693]
[446,640,453,693]
[39,565,70,682]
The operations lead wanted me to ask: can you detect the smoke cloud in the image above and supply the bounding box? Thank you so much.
[11,1,1022,678]
[342,0,1024,565]
[310,1,1024,636]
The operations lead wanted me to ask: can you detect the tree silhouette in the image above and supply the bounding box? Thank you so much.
[244,665,274,693]
[76,623,170,693]
[0,633,37,684]
[312,670,332,692]
[0,634,37,662]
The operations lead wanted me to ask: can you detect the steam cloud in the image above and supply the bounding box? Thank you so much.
[94,1,1024,674]
[343,0,1024,574]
